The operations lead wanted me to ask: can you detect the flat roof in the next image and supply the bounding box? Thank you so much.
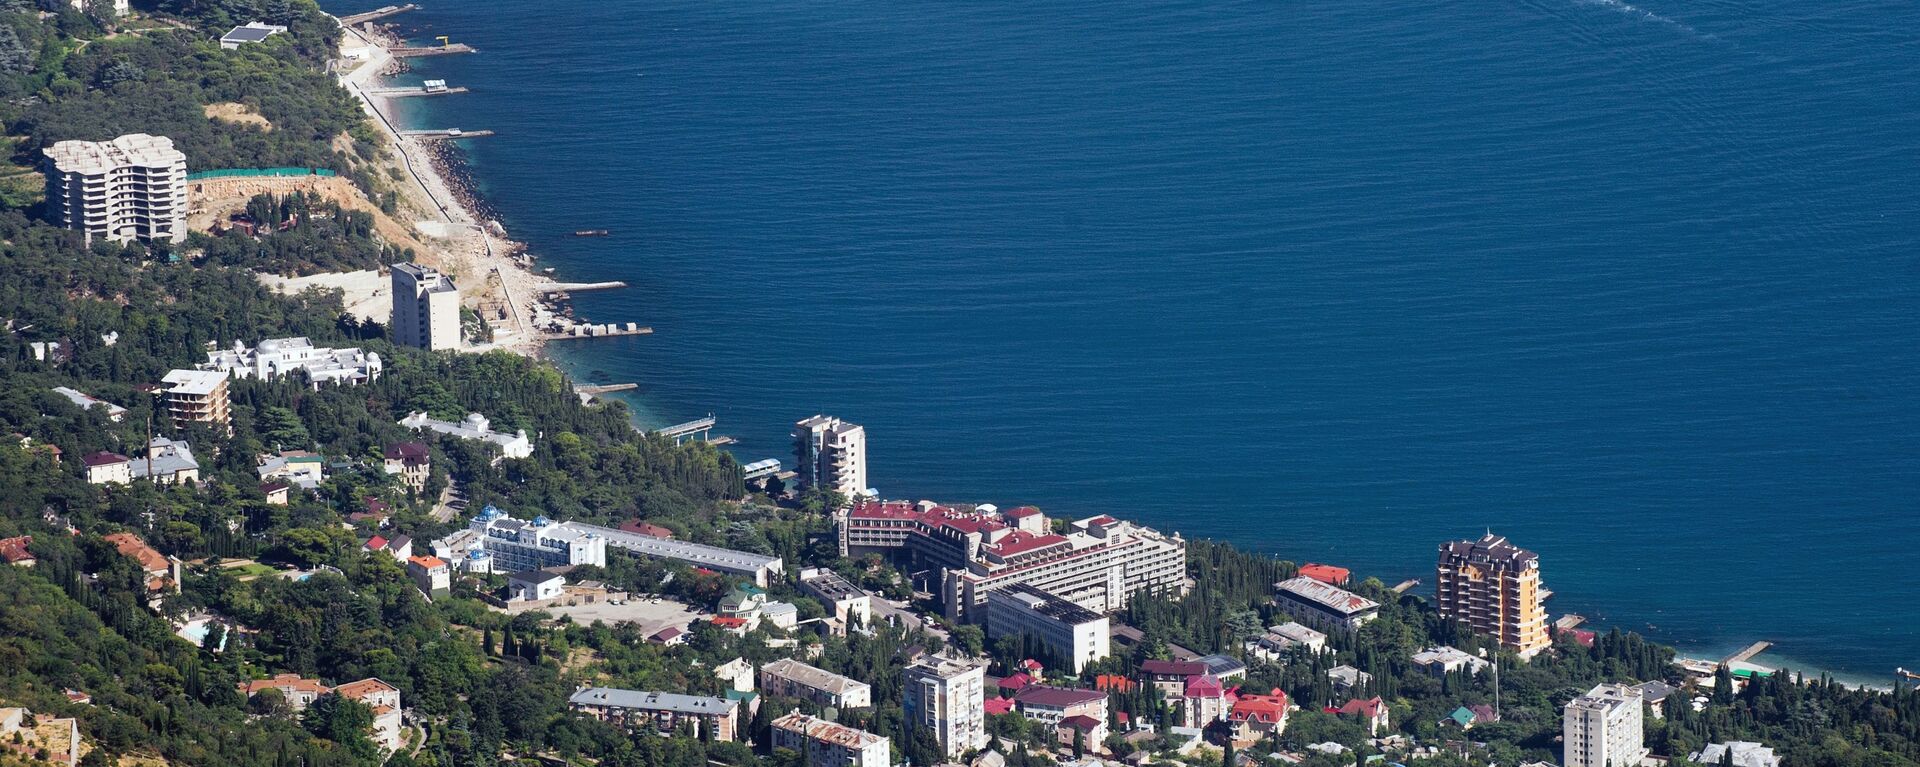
[44,133,184,174]
[570,687,737,716]
[1274,576,1380,616]
[161,369,227,395]
[992,582,1104,625]
[573,522,782,575]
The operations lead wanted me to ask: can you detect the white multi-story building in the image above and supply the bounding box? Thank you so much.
[160,369,232,431]
[984,583,1111,673]
[793,415,867,498]
[43,134,186,244]
[838,501,1187,622]
[389,263,461,351]
[1563,683,1647,767]
[430,506,608,573]
[758,658,872,709]
[331,679,404,752]
[399,411,533,460]
[201,338,382,388]
[797,567,872,629]
[902,655,988,759]
[770,712,891,767]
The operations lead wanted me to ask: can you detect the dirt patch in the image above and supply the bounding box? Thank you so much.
[188,174,435,257]
[203,102,272,131]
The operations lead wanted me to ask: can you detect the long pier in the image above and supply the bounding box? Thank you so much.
[1722,641,1773,667]
[366,85,471,98]
[1554,614,1587,631]
[656,416,716,445]
[539,325,652,341]
[574,383,639,395]
[390,43,476,57]
[339,4,417,25]
[1391,578,1421,594]
[402,129,495,139]
[542,281,628,293]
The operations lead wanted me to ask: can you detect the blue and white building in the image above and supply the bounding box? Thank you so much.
[431,506,608,573]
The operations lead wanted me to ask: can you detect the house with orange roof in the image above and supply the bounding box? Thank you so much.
[331,678,403,752]
[406,555,449,596]
[237,673,331,711]
[0,536,33,567]
[103,532,179,598]
[1338,696,1389,735]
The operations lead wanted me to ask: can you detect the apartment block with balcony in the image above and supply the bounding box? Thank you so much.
[43,134,187,244]
[1436,533,1551,657]
[569,688,740,741]
[793,415,867,498]
[160,369,232,432]
[902,655,988,758]
[759,658,873,709]
[1563,683,1647,767]
[770,712,891,767]
[390,263,461,351]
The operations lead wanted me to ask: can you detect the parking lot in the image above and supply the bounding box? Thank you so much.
[539,598,703,636]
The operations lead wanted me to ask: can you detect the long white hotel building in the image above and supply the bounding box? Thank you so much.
[836,500,1187,622]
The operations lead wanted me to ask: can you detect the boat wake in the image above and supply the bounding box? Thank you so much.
[1574,0,1716,39]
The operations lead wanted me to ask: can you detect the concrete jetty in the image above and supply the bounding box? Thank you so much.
[390,43,476,57]
[1722,641,1773,667]
[542,281,627,293]
[339,4,417,25]
[402,129,495,139]
[365,85,471,98]
[574,383,639,395]
[540,323,653,342]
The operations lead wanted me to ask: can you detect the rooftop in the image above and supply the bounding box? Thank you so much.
[509,570,565,585]
[772,712,887,749]
[161,369,227,396]
[1140,659,1208,677]
[1439,533,1540,568]
[993,583,1105,625]
[1274,576,1380,616]
[44,133,184,174]
[761,658,870,696]
[1014,684,1106,709]
[569,687,738,716]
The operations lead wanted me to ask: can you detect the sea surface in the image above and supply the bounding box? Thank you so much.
[331,0,1920,680]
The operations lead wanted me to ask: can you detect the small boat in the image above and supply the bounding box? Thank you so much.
[572,229,610,237]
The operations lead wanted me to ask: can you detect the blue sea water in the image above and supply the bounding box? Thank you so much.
[331,0,1920,679]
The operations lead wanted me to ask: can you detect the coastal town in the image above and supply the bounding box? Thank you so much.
[0,2,1914,767]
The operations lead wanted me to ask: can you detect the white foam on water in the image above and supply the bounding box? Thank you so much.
[1574,0,1717,39]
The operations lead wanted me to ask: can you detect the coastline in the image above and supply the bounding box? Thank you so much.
[316,9,1907,691]
[328,15,600,359]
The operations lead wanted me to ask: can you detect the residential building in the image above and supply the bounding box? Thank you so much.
[1692,741,1781,767]
[201,338,382,388]
[793,414,867,498]
[160,369,232,431]
[648,626,685,646]
[714,658,755,694]
[83,451,132,485]
[1246,622,1327,661]
[0,536,34,567]
[1412,646,1491,677]
[1013,685,1109,748]
[1272,576,1379,631]
[797,567,872,629]
[1138,660,1209,699]
[1228,691,1290,746]
[568,688,740,741]
[507,570,566,602]
[0,706,81,766]
[902,655,989,758]
[382,442,431,492]
[363,535,412,561]
[257,450,326,490]
[1055,713,1107,752]
[1563,683,1647,767]
[1636,680,1677,718]
[389,263,461,351]
[219,21,287,49]
[129,437,200,484]
[1177,675,1227,728]
[399,412,532,460]
[51,387,127,421]
[984,583,1111,673]
[761,601,800,630]
[104,532,179,596]
[237,674,330,711]
[1327,665,1371,693]
[406,555,450,597]
[261,480,290,504]
[1338,697,1389,736]
[760,658,873,709]
[332,679,403,752]
[770,712,891,767]
[42,133,187,243]
[1436,533,1551,657]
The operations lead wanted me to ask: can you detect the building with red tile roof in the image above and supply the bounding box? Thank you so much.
[0,536,33,567]
[1339,696,1389,735]
[237,673,331,711]
[1298,563,1351,586]
[1228,691,1290,745]
[618,520,675,539]
[103,532,176,594]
